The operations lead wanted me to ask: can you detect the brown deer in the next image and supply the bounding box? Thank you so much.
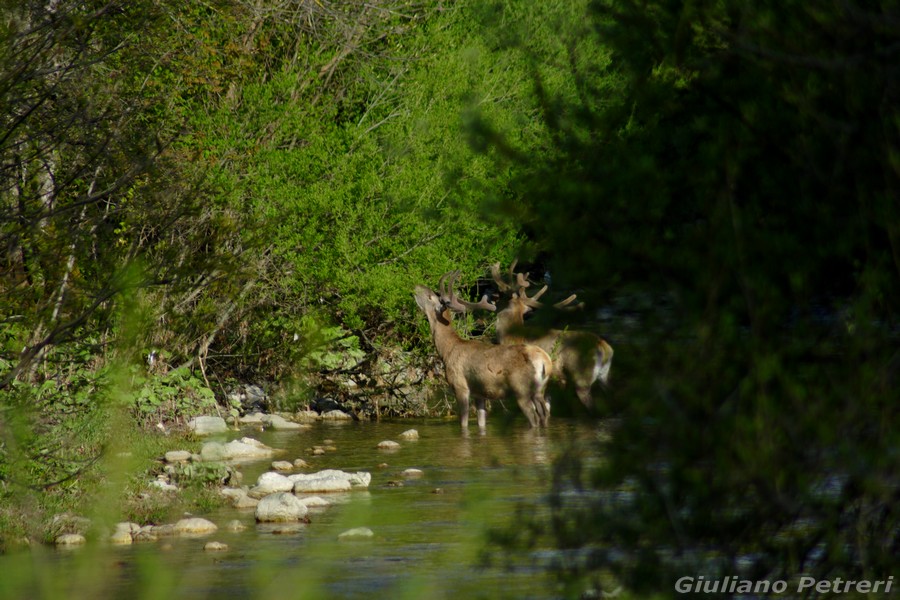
[491,262,613,411]
[414,271,553,429]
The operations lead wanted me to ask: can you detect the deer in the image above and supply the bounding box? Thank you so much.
[491,262,613,411]
[414,271,553,430]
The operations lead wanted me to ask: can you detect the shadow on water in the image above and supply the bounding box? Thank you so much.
[0,418,603,600]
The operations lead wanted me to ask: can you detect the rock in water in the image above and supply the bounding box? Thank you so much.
[255,492,309,523]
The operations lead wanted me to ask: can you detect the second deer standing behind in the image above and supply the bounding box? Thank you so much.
[492,262,613,411]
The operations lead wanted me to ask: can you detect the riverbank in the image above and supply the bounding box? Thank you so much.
[0,392,436,553]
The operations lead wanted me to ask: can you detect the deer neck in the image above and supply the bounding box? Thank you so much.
[496,305,526,343]
[429,308,464,359]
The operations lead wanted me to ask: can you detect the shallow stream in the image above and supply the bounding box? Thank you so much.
[4,418,602,599]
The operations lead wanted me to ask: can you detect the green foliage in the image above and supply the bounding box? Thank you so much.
[126,366,217,425]
[473,0,900,596]
[298,317,366,372]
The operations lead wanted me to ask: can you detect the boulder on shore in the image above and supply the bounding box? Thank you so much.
[164,450,193,463]
[188,416,228,435]
[55,533,86,546]
[263,414,307,430]
[200,437,278,462]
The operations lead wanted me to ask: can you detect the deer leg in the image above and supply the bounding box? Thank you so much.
[454,385,471,428]
[576,385,594,410]
[532,392,550,427]
[475,397,487,430]
[517,397,539,428]
[540,392,551,426]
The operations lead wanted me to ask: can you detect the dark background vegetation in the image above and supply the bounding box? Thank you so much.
[0,0,897,597]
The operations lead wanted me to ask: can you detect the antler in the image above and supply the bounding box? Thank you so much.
[439,270,496,313]
[490,261,530,294]
[514,284,547,308]
[553,294,582,310]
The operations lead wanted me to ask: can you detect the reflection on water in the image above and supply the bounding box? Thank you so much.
[2,418,602,600]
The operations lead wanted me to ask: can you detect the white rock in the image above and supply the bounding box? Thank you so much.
[249,472,295,497]
[292,477,352,493]
[320,410,352,420]
[149,479,179,492]
[288,469,371,488]
[220,487,258,508]
[224,520,247,532]
[233,494,259,509]
[293,410,320,422]
[133,526,157,543]
[239,412,267,424]
[55,533,86,546]
[151,524,176,537]
[398,429,419,440]
[109,530,134,546]
[377,440,400,450]
[204,541,229,551]
[401,468,424,478]
[173,517,217,535]
[255,492,309,523]
[271,460,294,471]
[297,496,330,508]
[220,487,247,500]
[188,416,228,435]
[200,437,277,462]
[109,522,139,545]
[164,450,193,463]
[265,414,306,430]
[338,527,373,540]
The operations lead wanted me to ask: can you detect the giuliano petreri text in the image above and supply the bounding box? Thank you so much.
[675,575,894,595]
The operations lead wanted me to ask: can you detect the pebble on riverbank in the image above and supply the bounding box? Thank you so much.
[55,533,86,546]
[221,487,259,508]
[263,414,308,431]
[109,522,139,545]
[320,409,353,420]
[164,450,193,463]
[200,437,280,462]
[204,541,229,552]
[188,416,229,435]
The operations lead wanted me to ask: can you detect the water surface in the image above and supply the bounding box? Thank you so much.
[4,418,602,600]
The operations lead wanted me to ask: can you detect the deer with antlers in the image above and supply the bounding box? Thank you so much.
[414,271,553,429]
[491,262,613,411]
